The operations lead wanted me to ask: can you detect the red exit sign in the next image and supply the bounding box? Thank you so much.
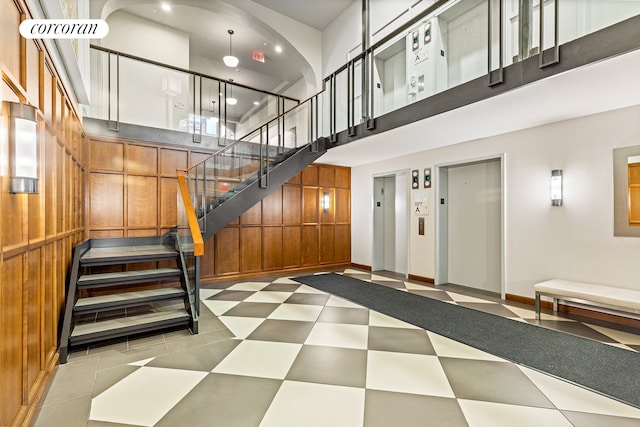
[252,50,265,63]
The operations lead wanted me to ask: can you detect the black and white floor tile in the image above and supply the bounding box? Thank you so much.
[34,269,640,426]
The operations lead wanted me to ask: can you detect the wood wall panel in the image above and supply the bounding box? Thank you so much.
[302,165,318,186]
[241,203,261,225]
[43,64,52,123]
[335,188,350,224]
[283,185,301,224]
[263,188,282,225]
[127,176,157,228]
[1,178,24,247]
[283,226,301,268]
[320,225,336,264]
[335,224,351,262]
[55,143,64,232]
[200,237,215,277]
[43,243,55,355]
[241,227,262,272]
[91,230,124,238]
[160,148,188,175]
[90,174,124,228]
[26,248,42,396]
[263,227,283,270]
[319,166,335,188]
[303,187,318,224]
[191,152,211,165]
[26,40,40,109]
[302,225,319,266]
[127,144,157,175]
[335,165,350,188]
[55,85,62,131]
[0,0,20,79]
[90,140,123,172]
[160,178,178,227]
[288,172,301,185]
[216,227,240,275]
[0,255,24,425]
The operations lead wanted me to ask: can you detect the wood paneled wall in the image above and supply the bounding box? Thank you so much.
[87,136,212,238]
[1,1,86,426]
[87,138,351,281]
[206,164,351,281]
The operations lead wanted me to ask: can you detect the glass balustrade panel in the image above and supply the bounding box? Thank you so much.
[115,57,193,132]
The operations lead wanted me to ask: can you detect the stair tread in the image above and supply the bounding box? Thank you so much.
[81,245,177,263]
[75,288,185,308]
[78,268,181,283]
[71,309,190,338]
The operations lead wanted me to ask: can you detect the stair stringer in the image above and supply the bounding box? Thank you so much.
[203,139,328,239]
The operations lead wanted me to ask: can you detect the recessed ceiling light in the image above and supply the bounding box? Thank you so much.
[253,101,260,106]
[275,45,283,53]
[161,3,171,12]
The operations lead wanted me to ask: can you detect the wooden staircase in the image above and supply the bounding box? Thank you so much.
[59,235,198,363]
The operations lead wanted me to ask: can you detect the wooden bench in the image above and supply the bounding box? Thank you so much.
[534,279,640,321]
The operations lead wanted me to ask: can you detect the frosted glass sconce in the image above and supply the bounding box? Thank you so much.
[8,101,38,194]
[322,191,330,212]
[551,169,562,206]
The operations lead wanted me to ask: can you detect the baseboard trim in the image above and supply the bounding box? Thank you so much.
[17,349,59,427]
[350,263,372,271]
[200,263,352,285]
[505,293,640,330]
[408,274,435,284]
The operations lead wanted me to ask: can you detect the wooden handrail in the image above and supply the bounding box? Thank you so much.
[176,171,205,256]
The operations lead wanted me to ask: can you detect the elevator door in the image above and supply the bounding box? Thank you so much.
[373,174,407,274]
[447,159,501,293]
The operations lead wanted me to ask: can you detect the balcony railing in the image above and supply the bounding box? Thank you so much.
[88,44,299,149]
[325,0,640,137]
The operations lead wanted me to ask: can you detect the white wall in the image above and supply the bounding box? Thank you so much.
[351,105,640,298]
[101,10,190,68]
[323,1,361,77]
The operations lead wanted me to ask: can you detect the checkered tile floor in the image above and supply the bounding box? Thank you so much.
[35,268,640,426]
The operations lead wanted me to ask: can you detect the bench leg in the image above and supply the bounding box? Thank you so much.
[535,292,540,320]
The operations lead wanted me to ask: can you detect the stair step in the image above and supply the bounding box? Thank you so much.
[70,309,190,345]
[77,268,182,288]
[74,288,186,313]
[80,245,177,266]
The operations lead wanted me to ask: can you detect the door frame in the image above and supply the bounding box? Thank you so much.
[435,154,507,298]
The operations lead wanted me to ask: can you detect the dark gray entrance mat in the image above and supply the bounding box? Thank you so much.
[294,273,640,408]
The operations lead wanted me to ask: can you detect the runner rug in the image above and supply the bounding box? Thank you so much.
[294,272,640,408]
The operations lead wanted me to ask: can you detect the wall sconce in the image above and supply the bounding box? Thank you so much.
[322,191,330,212]
[8,101,39,194]
[550,169,563,206]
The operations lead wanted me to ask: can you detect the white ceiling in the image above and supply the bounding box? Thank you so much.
[100,0,354,95]
[318,49,640,167]
[252,0,355,30]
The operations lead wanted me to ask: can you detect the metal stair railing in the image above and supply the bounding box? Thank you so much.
[176,172,205,330]
[179,89,325,238]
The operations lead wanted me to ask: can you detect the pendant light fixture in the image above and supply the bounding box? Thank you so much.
[223,29,239,68]
[226,79,237,105]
